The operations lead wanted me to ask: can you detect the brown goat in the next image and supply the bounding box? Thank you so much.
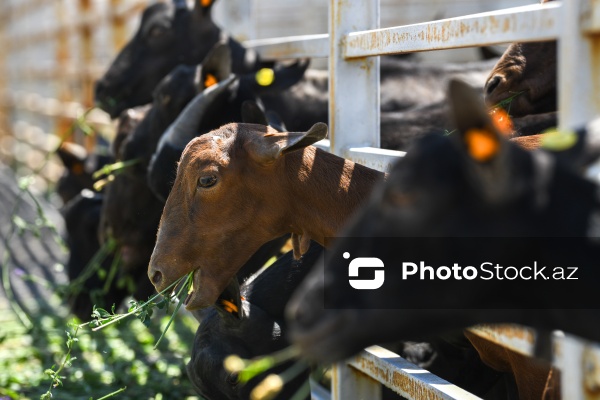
[484,0,557,117]
[148,122,384,310]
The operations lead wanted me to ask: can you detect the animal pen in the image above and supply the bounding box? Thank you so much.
[0,0,599,399]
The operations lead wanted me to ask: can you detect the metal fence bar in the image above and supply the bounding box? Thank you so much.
[246,3,561,62]
[6,1,148,51]
[110,0,127,51]
[553,332,600,399]
[344,2,561,58]
[346,147,405,173]
[55,0,73,141]
[555,1,600,396]
[7,65,105,82]
[0,0,45,22]
[466,325,536,356]
[78,0,96,150]
[344,346,483,399]
[558,0,600,130]
[329,0,380,158]
[332,360,382,400]
[0,10,8,139]
[244,34,329,60]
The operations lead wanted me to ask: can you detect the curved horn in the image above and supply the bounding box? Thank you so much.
[156,75,237,151]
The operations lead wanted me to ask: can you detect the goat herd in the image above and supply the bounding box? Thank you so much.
[49,0,600,399]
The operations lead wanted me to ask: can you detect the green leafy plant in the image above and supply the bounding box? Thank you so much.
[40,272,194,400]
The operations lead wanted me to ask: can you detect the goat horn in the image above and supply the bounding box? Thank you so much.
[157,75,237,151]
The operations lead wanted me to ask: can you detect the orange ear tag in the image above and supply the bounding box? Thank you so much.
[220,299,239,314]
[204,73,218,88]
[201,0,212,7]
[465,129,500,162]
[489,107,513,136]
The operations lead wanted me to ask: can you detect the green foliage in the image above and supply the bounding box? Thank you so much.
[0,297,200,400]
[0,109,203,400]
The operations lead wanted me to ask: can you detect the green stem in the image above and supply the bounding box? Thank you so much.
[89,274,186,332]
[95,386,127,400]
[153,272,193,349]
[102,250,121,294]
[92,159,141,180]
[45,325,80,394]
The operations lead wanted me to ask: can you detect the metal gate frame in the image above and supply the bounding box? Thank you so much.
[245,0,600,398]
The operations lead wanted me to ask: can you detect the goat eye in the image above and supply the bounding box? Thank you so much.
[198,175,217,188]
[148,25,167,38]
[226,372,239,386]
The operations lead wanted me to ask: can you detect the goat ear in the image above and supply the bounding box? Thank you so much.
[449,79,505,163]
[241,101,269,126]
[199,43,232,90]
[265,110,287,132]
[245,123,328,165]
[241,101,288,132]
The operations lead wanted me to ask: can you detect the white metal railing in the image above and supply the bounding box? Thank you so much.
[246,0,600,398]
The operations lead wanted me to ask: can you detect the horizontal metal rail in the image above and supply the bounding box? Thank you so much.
[6,1,147,50]
[314,141,404,173]
[466,325,536,356]
[345,3,562,58]
[245,3,563,61]
[0,0,47,22]
[336,346,483,399]
[7,65,105,81]
[244,34,329,60]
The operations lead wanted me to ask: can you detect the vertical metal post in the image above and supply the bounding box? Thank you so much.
[0,7,10,140]
[557,0,600,393]
[110,0,127,51]
[332,363,382,400]
[554,333,600,400]
[558,0,600,130]
[55,0,72,142]
[78,0,95,150]
[329,0,380,157]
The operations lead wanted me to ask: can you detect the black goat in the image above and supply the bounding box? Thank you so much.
[95,0,267,118]
[187,242,323,400]
[287,79,600,398]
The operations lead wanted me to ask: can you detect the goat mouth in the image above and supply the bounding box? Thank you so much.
[183,268,203,310]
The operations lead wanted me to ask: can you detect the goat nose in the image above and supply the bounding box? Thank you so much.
[149,269,163,287]
[485,75,502,96]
